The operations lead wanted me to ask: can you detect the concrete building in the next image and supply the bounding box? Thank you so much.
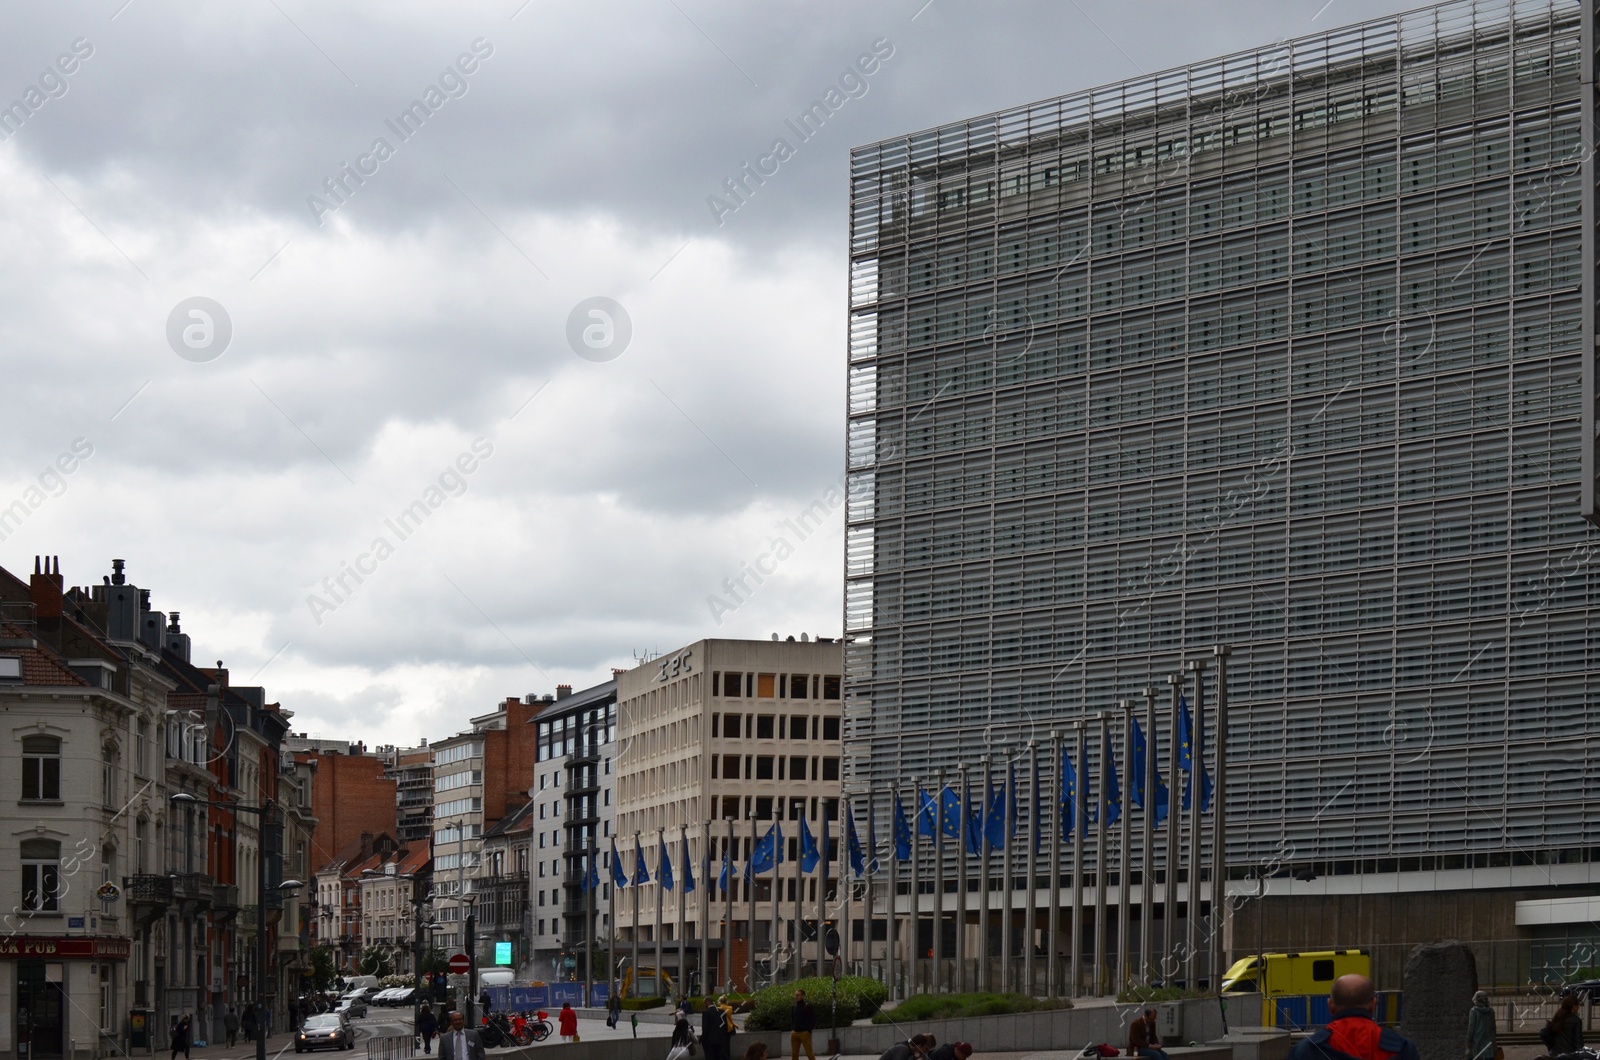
[313,833,399,974]
[614,639,842,993]
[844,0,1600,988]
[478,801,532,975]
[355,846,430,976]
[526,681,617,986]
[380,744,434,847]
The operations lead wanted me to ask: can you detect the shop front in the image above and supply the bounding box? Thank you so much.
[0,937,131,1060]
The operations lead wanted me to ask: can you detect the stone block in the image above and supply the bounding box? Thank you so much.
[1400,940,1478,1060]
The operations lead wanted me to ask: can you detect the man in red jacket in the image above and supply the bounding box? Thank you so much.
[1289,975,1421,1060]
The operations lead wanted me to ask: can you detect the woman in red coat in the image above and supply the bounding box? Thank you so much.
[558,1002,579,1043]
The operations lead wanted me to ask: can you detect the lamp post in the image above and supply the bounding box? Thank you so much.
[171,793,302,1060]
[410,889,435,1031]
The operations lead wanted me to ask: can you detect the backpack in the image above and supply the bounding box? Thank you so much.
[1539,1026,1556,1049]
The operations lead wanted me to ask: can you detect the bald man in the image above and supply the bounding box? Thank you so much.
[1287,975,1420,1060]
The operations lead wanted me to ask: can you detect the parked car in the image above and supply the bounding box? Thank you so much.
[296,1014,354,1053]
[385,987,416,1007]
[369,988,402,1007]
[334,996,368,1019]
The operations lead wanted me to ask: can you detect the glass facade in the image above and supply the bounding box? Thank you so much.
[844,0,1600,868]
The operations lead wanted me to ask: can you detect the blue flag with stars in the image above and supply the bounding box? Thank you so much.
[894,794,913,862]
[682,834,695,894]
[658,835,674,891]
[847,805,866,877]
[799,815,820,874]
[611,839,627,889]
[1103,727,1122,827]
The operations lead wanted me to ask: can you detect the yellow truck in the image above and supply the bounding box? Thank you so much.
[1221,950,1398,1028]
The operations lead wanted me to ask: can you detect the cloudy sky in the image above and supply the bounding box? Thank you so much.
[0,0,1420,744]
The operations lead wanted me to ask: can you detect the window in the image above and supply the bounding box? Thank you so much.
[1312,958,1335,981]
[789,756,808,781]
[822,717,841,741]
[757,674,777,698]
[22,736,61,801]
[723,715,741,738]
[790,715,810,740]
[102,752,118,809]
[720,672,743,697]
[135,722,148,776]
[756,715,775,739]
[754,797,773,820]
[722,755,741,779]
[21,838,60,912]
[755,756,774,780]
[822,757,840,781]
[822,676,841,699]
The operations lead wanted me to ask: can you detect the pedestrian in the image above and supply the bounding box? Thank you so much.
[1289,975,1421,1060]
[927,1044,973,1060]
[880,1034,936,1060]
[438,1010,486,1060]
[1129,1007,1168,1060]
[790,988,817,1060]
[667,1010,696,1060]
[743,1046,770,1060]
[479,989,492,1018]
[702,991,733,1060]
[171,1014,192,1060]
[1539,995,1584,1060]
[241,1004,257,1044]
[558,1003,578,1044]
[223,1006,240,1048]
[606,991,622,1029]
[1467,991,1496,1060]
[417,1004,438,1055]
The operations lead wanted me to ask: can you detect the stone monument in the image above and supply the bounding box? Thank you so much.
[1400,941,1479,1060]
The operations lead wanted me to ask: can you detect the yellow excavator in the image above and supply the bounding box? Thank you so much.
[618,966,675,999]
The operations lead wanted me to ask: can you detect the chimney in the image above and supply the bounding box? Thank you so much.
[30,557,63,620]
[556,684,572,700]
[165,612,191,662]
[110,558,126,586]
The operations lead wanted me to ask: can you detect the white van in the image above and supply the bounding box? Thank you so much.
[342,975,381,992]
[477,969,514,988]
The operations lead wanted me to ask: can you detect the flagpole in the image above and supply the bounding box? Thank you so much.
[1212,645,1232,991]
[747,818,757,993]
[1141,684,1158,985]
[656,827,666,999]
[956,762,970,993]
[1069,720,1086,999]
[1187,659,1207,988]
[632,831,641,1001]
[910,782,921,995]
[1046,733,1061,999]
[1092,713,1108,998]
[1001,756,1014,994]
[934,767,945,992]
[888,788,900,998]
[793,814,804,981]
[822,806,833,980]
[676,827,687,994]
[1118,700,1133,995]
[865,797,877,980]
[1164,673,1182,983]
[700,822,710,998]
[771,823,782,988]
[1023,740,1038,997]
[724,819,735,993]
[978,755,992,993]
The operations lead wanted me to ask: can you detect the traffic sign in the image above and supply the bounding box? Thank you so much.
[448,953,470,975]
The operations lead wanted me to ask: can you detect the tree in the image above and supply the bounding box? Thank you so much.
[309,946,336,991]
[359,946,393,977]
[420,948,448,975]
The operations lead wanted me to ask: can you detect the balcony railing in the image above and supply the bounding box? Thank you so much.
[171,873,213,908]
[213,883,240,914]
[128,875,174,906]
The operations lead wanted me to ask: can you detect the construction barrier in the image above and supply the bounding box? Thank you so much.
[365,1035,418,1060]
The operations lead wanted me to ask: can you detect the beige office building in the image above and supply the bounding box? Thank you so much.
[614,637,842,992]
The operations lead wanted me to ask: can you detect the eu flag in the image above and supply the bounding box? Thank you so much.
[1103,728,1122,827]
[939,786,962,840]
[581,856,599,891]
[1032,753,1043,854]
[718,852,730,894]
[611,839,628,889]
[681,834,695,894]
[634,841,651,887]
[658,835,674,891]
[894,794,913,862]
[963,789,983,857]
[916,788,936,839]
[1132,717,1171,826]
[746,822,783,878]
[1179,696,1212,812]
[1007,761,1018,843]
[1060,746,1080,842]
[983,773,1006,852]
[847,806,866,878]
[799,816,820,873]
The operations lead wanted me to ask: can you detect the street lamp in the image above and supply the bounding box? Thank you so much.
[410,891,435,1031]
[171,793,302,1060]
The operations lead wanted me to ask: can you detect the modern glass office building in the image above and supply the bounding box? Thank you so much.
[844,0,1600,976]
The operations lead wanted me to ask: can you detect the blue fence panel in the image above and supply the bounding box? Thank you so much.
[589,983,610,1006]
[550,983,583,1005]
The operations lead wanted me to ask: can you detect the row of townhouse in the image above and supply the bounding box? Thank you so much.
[0,557,315,1060]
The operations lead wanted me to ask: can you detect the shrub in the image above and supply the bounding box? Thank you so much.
[869,992,1071,1024]
[745,977,888,1031]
